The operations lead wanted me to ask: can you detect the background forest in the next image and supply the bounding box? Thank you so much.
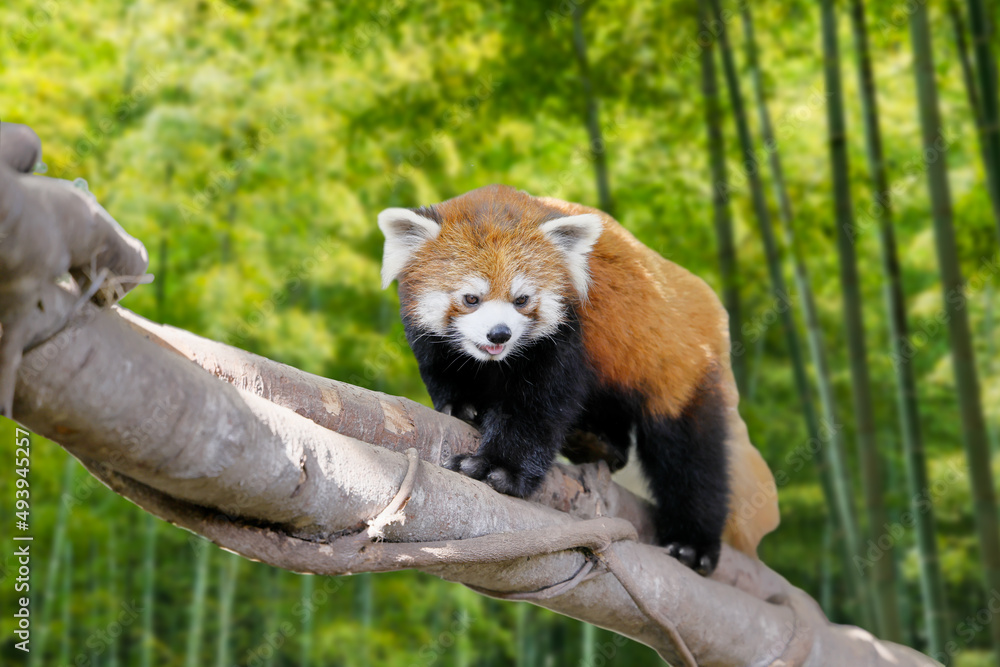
[2,0,1000,665]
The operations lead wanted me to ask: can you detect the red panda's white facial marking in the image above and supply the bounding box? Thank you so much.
[411,273,563,362]
[454,298,530,361]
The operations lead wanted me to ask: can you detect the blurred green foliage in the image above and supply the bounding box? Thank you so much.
[1,0,999,664]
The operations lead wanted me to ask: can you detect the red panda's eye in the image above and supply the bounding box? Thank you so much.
[514,295,529,307]
[463,295,480,307]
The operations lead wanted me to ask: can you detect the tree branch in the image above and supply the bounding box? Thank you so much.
[0,124,940,666]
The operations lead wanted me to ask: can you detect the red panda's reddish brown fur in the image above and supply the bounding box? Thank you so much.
[537,196,779,554]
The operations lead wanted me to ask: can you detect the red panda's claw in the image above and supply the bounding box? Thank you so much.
[439,403,478,425]
[666,544,697,568]
[665,543,717,576]
[444,453,535,498]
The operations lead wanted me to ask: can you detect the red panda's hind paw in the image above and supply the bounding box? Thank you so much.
[665,542,719,576]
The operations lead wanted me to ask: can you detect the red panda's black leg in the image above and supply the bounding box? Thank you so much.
[563,390,637,471]
[443,371,589,497]
[405,309,591,498]
[636,385,730,576]
[440,327,591,497]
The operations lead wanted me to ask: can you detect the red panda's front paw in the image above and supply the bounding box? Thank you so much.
[665,541,720,576]
[443,454,536,497]
[439,404,478,425]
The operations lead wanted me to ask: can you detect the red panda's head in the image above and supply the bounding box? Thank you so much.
[378,185,603,362]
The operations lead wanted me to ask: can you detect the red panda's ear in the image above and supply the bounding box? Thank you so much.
[377,208,441,289]
[539,214,604,298]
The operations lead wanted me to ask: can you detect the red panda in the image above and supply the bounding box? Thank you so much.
[378,184,779,574]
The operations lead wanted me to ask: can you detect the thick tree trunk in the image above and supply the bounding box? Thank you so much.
[848,0,950,657]
[909,6,1000,664]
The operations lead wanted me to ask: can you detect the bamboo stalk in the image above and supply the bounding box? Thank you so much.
[581,620,596,666]
[701,1,747,392]
[299,574,314,667]
[741,3,876,627]
[184,538,212,667]
[986,286,1000,454]
[29,455,76,667]
[215,552,241,667]
[710,0,874,629]
[107,494,119,667]
[964,0,1000,237]
[948,0,1000,229]
[141,513,157,667]
[819,0,901,642]
[848,0,950,657]
[264,568,279,667]
[909,4,1000,663]
[59,540,72,667]
[571,3,614,216]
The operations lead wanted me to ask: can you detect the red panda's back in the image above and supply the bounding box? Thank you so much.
[536,197,729,419]
[538,195,779,555]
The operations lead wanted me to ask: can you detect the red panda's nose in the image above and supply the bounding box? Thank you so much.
[487,325,511,344]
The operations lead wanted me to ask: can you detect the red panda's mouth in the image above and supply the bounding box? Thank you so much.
[478,343,505,356]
